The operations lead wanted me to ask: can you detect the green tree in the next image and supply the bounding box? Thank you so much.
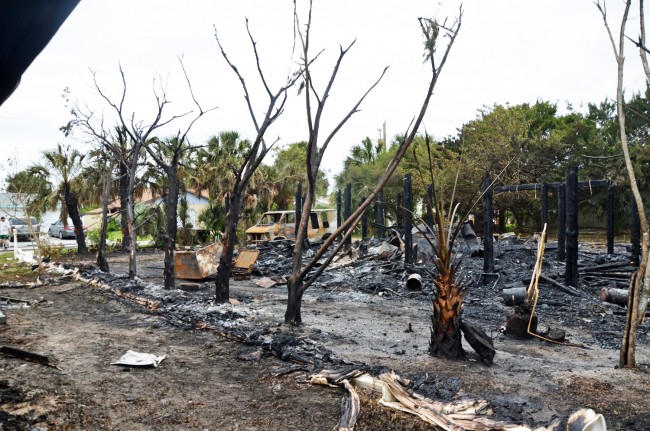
[5,169,51,218]
[271,141,329,209]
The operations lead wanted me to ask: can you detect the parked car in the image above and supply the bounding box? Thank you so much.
[48,220,88,239]
[8,217,40,241]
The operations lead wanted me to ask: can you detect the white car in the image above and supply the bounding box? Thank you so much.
[8,217,40,241]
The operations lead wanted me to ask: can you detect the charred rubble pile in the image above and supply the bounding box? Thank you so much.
[251,221,483,297]
[67,221,645,353]
[250,227,646,350]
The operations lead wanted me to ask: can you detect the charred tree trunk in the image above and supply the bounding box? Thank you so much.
[119,161,131,253]
[284,278,305,325]
[295,183,302,236]
[96,165,112,272]
[64,186,88,255]
[215,192,244,303]
[125,161,139,279]
[607,185,615,255]
[565,168,579,288]
[429,306,465,360]
[163,170,179,290]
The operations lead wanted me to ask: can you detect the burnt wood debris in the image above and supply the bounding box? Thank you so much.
[8,169,647,429]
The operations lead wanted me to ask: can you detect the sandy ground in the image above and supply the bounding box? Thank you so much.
[1,246,649,430]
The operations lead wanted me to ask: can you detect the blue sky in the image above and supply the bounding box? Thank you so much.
[0,0,647,185]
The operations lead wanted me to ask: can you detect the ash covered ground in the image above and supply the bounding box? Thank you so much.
[1,234,649,430]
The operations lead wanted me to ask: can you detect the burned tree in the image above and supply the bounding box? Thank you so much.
[284,1,463,325]
[145,61,214,290]
[96,153,112,272]
[596,0,650,368]
[213,20,302,303]
[72,66,195,279]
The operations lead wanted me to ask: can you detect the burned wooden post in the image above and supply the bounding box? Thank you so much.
[607,185,615,255]
[295,182,302,238]
[497,209,506,234]
[375,190,385,238]
[426,184,434,228]
[344,184,352,246]
[541,183,548,240]
[396,193,403,227]
[404,174,413,265]
[361,196,368,239]
[483,174,494,273]
[630,192,641,266]
[565,168,579,288]
[336,189,342,230]
[557,184,566,262]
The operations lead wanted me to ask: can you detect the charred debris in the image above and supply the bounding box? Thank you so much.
[46,216,640,363]
[3,222,643,430]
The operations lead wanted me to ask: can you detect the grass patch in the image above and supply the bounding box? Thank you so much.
[0,252,37,282]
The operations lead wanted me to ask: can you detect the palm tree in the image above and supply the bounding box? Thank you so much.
[343,137,381,169]
[34,143,89,254]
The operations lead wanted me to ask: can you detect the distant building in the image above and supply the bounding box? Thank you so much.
[84,189,210,230]
[0,193,25,218]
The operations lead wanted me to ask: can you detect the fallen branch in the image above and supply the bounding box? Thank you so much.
[581,262,634,272]
[538,274,583,297]
[0,346,59,369]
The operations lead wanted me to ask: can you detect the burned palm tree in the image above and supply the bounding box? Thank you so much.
[409,132,467,360]
[426,197,466,360]
[418,134,495,363]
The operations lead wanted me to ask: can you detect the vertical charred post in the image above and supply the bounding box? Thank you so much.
[344,184,352,247]
[426,184,434,229]
[607,185,615,255]
[483,174,494,273]
[375,190,385,239]
[404,174,413,265]
[336,189,342,230]
[361,197,368,239]
[565,168,579,288]
[497,209,506,234]
[396,193,403,227]
[557,184,566,262]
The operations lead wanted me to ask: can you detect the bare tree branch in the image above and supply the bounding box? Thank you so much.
[293,5,464,295]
